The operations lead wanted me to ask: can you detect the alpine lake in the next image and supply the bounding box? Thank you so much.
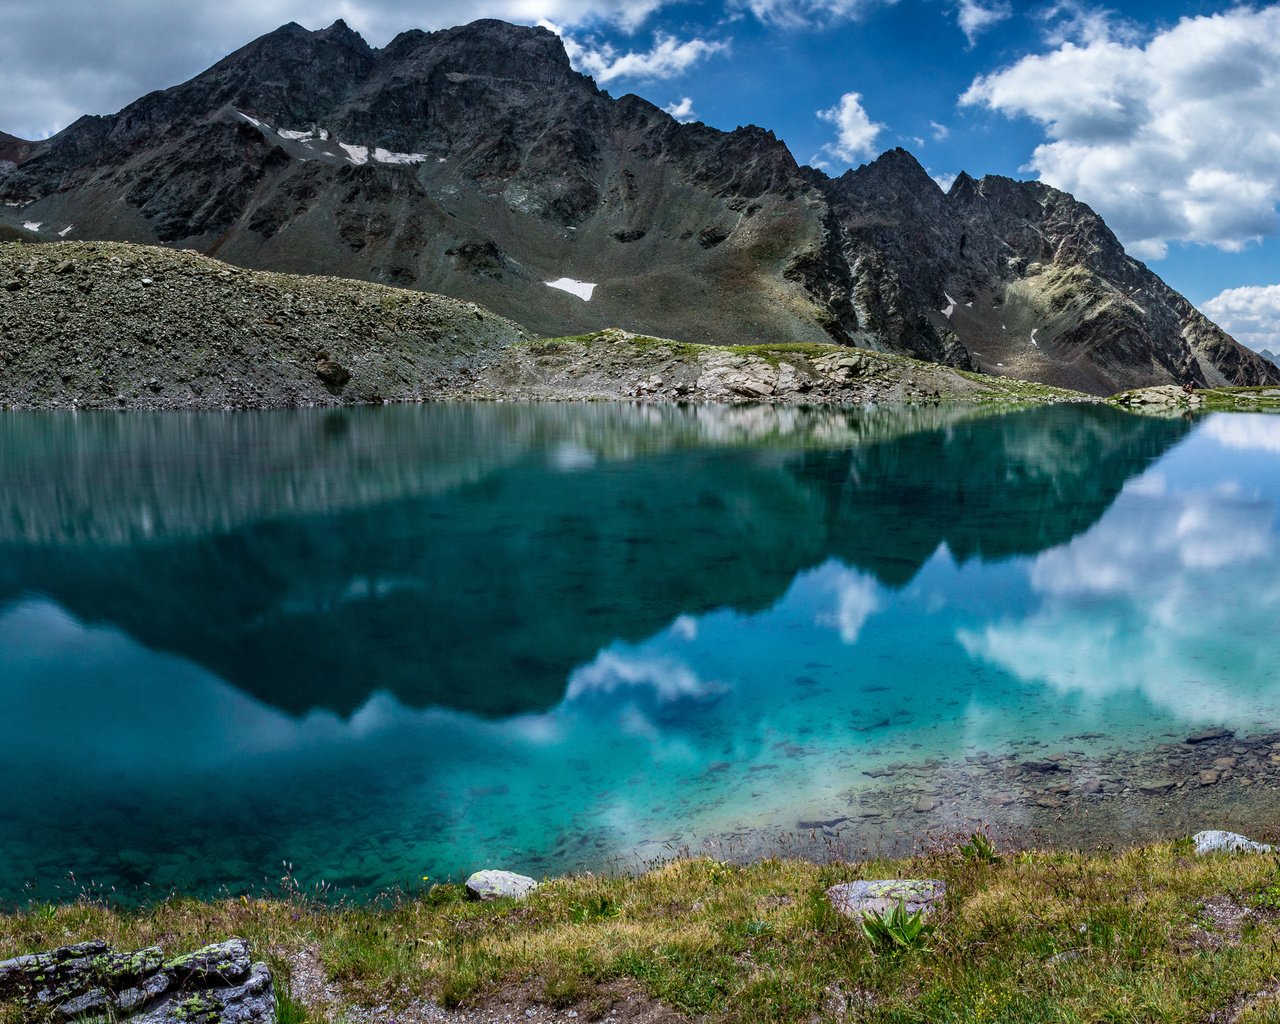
[3,400,1279,906]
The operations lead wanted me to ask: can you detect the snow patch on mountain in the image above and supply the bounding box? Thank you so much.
[547,278,596,300]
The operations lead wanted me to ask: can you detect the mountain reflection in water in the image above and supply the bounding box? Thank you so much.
[3,402,1277,904]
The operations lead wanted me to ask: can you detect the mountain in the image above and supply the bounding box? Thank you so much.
[1,19,1275,396]
[0,403,1186,717]
[1259,349,1279,368]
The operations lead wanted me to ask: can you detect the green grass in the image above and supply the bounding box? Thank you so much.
[3,841,1280,1022]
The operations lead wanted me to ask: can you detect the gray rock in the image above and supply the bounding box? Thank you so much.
[1186,727,1234,744]
[465,869,539,901]
[315,357,351,390]
[128,961,275,1024]
[0,938,273,1023]
[1193,830,1274,855]
[826,879,946,919]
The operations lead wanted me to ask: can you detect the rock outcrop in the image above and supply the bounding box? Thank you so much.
[826,879,947,918]
[1193,831,1274,856]
[0,938,275,1022]
[1,19,1274,396]
[465,869,539,901]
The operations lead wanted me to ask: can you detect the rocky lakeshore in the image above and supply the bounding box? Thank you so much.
[5,241,1280,414]
[4,821,1280,1024]
[762,725,1280,865]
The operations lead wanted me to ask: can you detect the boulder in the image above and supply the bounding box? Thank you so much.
[826,879,946,919]
[1193,830,1274,855]
[0,937,274,1023]
[315,357,351,389]
[465,869,539,901]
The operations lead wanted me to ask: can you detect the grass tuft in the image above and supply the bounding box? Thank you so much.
[2,844,1279,1022]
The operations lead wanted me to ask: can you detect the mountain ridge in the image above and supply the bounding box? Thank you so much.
[1,17,1275,396]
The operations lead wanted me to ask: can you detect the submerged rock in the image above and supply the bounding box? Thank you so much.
[0,937,274,1023]
[465,869,539,901]
[1186,727,1234,744]
[826,879,946,919]
[1193,830,1274,855]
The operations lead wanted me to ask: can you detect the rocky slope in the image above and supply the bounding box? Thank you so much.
[0,20,1274,396]
[0,241,1090,410]
[0,240,526,408]
[470,329,1082,405]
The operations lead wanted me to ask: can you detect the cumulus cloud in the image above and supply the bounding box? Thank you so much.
[959,471,1280,726]
[815,91,884,166]
[814,565,881,643]
[0,0,677,138]
[961,6,1280,260]
[1039,0,1138,47]
[1203,414,1280,454]
[663,96,698,122]
[956,0,1010,45]
[560,31,726,84]
[566,650,729,703]
[1202,284,1280,354]
[733,0,896,29]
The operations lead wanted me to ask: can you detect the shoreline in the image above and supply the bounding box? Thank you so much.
[4,722,1277,913]
[3,823,1278,1024]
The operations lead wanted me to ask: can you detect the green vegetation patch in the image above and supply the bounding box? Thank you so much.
[4,841,1280,1022]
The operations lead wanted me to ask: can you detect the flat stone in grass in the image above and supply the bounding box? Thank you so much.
[465,869,539,901]
[826,879,946,919]
[1194,830,1274,855]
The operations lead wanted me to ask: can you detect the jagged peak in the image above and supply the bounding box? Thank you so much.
[263,21,308,38]
[420,19,574,76]
[831,146,937,195]
[319,18,362,37]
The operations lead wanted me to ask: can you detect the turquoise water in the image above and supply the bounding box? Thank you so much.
[2,402,1279,904]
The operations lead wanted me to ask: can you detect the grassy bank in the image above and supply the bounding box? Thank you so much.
[4,836,1280,1023]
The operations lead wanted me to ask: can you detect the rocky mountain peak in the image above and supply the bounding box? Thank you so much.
[841,147,938,192]
[0,17,1274,396]
[412,19,575,83]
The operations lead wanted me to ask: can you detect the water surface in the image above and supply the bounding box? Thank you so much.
[2,402,1278,903]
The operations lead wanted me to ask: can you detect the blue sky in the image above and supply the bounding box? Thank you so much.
[1,0,1277,349]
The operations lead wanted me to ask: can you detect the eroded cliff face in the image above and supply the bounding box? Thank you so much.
[1,19,1274,395]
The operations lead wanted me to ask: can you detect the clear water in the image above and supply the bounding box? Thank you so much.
[2,402,1279,904]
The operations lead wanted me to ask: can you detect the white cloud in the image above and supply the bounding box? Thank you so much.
[932,171,957,191]
[566,650,728,703]
[663,96,698,122]
[815,565,881,643]
[956,0,1010,45]
[1201,284,1280,353]
[816,91,884,165]
[559,30,727,84]
[958,477,1280,726]
[1039,0,1137,47]
[1203,414,1280,454]
[733,0,896,29]
[929,119,950,141]
[961,6,1280,259]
